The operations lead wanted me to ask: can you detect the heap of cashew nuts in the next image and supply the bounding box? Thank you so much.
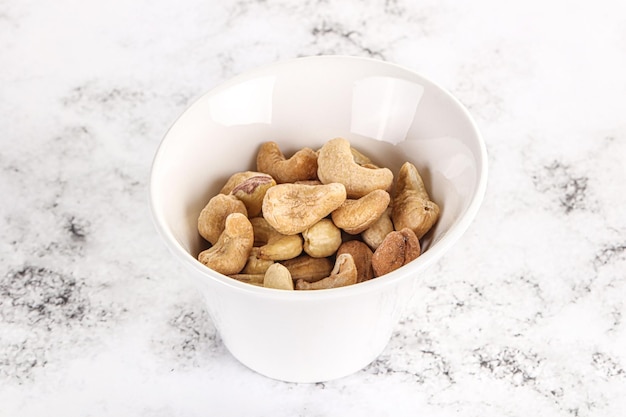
[197,137,440,290]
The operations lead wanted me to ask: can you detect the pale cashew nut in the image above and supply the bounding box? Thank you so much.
[337,240,374,283]
[262,183,346,235]
[198,194,247,245]
[198,213,254,275]
[331,189,390,234]
[317,137,393,198]
[295,253,358,290]
[263,263,294,290]
[361,207,393,250]
[241,247,274,274]
[302,218,342,258]
[256,141,318,183]
[280,255,333,283]
[391,162,440,239]
[231,174,276,217]
[250,217,303,261]
[371,228,421,277]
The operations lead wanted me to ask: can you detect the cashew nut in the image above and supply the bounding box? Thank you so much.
[361,207,393,250]
[295,253,358,290]
[219,171,265,195]
[198,194,248,245]
[256,141,318,183]
[371,228,421,277]
[263,263,294,290]
[391,162,440,239]
[302,218,342,258]
[250,217,303,261]
[262,182,347,235]
[241,247,274,274]
[229,273,264,286]
[231,174,276,217]
[337,240,374,283]
[317,137,393,198]
[280,255,333,282]
[331,189,390,234]
[198,213,254,275]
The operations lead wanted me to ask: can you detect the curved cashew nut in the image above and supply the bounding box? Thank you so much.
[256,141,318,183]
[391,162,440,239]
[295,253,358,290]
[317,138,393,198]
[262,182,346,235]
[241,247,274,274]
[337,240,374,283]
[198,194,247,245]
[198,213,254,275]
[331,189,390,235]
[219,171,266,195]
[361,207,393,250]
[371,228,421,277]
[263,263,294,290]
[280,255,333,283]
[231,174,276,218]
[250,217,303,261]
[302,218,342,258]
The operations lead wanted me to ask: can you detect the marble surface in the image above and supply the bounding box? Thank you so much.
[1,0,626,415]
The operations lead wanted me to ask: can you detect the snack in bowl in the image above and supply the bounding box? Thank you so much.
[149,56,487,383]
[197,138,439,290]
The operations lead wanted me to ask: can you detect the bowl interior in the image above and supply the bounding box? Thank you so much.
[150,56,487,285]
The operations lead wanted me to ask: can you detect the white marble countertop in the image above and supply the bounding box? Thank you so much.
[2,0,625,415]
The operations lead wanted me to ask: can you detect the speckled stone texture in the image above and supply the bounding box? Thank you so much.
[1,0,625,415]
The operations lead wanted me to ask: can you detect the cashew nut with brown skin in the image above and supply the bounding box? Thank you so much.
[331,189,390,234]
[302,218,342,258]
[250,217,303,261]
[317,137,393,198]
[198,194,247,245]
[391,162,440,239]
[337,240,374,283]
[198,213,254,275]
[256,141,318,184]
[371,227,421,277]
[262,182,347,235]
[295,253,358,290]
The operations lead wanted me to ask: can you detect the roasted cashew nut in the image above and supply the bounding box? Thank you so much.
[361,207,393,250]
[302,218,342,258]
[280,255,333,283]
[198,213,254,275]
[262,182,347,235]
[331,189,390,235]
[231,174,276,218]
[295,253,358,290]
[391,162,440,239]
[197,194,247,245]
[337,240,374,283]
[371,228,421,277]
[241,247,274,274]
[263,263,294,290]
[256,141,318,183]
[250,217,303,261]
[317,137,393,198]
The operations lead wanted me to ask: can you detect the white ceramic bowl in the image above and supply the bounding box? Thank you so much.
[150,56,487,383]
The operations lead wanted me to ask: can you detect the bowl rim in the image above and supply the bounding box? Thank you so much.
[149,54,488,301]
